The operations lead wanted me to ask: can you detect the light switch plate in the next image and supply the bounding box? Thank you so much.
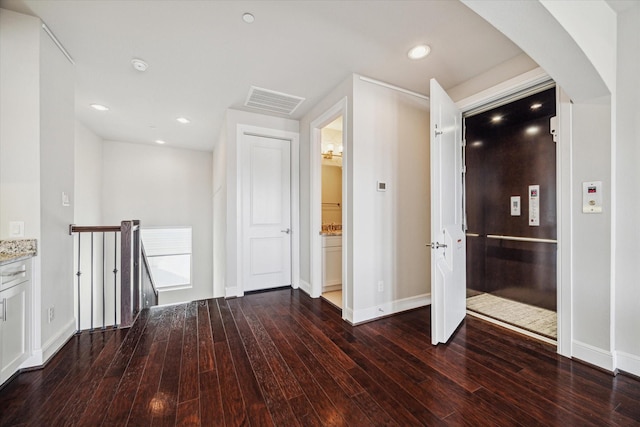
[9,221,24,237]
[510,196,521,216]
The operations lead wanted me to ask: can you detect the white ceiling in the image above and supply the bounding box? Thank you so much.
[2,0,527,151]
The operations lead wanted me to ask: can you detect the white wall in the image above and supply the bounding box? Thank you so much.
[74,121,103,225]
[540,0,617,93]
[299,75,430,323]
[102,141,213,305]
[39,27,76,355]
[447,53,538,102]
[300,76,353,294]
[212,122,227,298]
[0,9,41,239]
[73,121,104,329]
[571,101,612,364]
[613,3,640,375]
[350,77,430,322]
[462,0,609,102]
[0,8,77,365]
[219,109,299,298]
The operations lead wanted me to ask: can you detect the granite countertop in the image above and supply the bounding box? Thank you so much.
[0,239,37,266]
[0,252,35,265]
[320,231,342,236]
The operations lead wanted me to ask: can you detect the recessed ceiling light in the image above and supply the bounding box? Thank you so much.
[155,139,166,145]
[526,126,540,135]
[90,104,109,111]
[491,115,503,123]
[131,58,149,72]
[176,117,191,124]
[242,13,255,24]
[471,141,483,147]
[407,44,431,60]
[530,103,542,110]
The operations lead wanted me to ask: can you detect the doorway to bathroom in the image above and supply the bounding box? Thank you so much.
[464,84,558,344]
[310,98,347,315]
[319,116,343,310]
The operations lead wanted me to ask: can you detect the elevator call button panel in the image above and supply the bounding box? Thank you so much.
[582,181,603,213]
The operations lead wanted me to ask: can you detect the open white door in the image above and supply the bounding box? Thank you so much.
[430,79,466,345]
[241,134,292,292]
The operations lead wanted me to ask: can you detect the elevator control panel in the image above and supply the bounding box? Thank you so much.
[582,181,603,213]
[529,185,540,226]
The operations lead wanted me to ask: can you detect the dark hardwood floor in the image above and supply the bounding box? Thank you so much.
[1,288,639,426]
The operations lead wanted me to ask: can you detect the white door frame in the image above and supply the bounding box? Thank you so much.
[309,98,348,315]
[236,124,300,296]
[455,67,572,357]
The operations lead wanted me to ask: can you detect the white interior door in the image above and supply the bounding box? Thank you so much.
[430,78,466,345]
[242,134,292,292]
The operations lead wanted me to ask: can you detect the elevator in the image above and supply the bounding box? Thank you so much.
[464,86,557,340]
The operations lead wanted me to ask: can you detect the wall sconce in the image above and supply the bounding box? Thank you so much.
[322,143,343,159]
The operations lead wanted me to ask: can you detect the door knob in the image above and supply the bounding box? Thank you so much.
[281,228,291,234]
[429,242,447,249]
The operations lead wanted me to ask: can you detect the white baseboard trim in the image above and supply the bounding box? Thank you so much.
[322,284,342,293]
[298,280,312,296]
[225,286,241,298]
[616,350,640,377]
[351,293,430,325]
[572,340,614,372]
[25,318,76,367]
[343,307,354,324]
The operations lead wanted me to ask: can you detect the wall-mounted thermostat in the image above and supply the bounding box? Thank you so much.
[377,181,387,192]
[582,181,603,213]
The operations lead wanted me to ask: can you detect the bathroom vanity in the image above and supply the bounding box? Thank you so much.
[322,234,342,292]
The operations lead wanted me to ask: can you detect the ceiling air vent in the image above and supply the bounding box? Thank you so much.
[245,86,305,116]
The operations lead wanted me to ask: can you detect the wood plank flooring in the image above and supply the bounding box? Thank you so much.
[1,288,639,426]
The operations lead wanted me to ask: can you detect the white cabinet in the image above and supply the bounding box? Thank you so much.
[322,235,342,292]
[0,259,31,385]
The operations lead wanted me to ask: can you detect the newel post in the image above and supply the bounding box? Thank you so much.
[120,220,141,327]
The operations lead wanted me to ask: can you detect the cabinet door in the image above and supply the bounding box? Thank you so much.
[322,246,342,288]
[1,282,28,384]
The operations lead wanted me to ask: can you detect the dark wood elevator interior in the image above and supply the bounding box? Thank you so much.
[465,87,557,311]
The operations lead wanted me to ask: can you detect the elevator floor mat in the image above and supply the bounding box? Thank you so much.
[466,292,557,339]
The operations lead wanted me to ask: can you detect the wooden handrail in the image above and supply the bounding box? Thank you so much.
[141,245,158,293]
[69,225,122,234]
[69,223,140,234]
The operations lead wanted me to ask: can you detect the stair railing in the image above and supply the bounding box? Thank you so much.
[69,220,158,332]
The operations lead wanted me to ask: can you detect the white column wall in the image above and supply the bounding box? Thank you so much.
[613,3,640,375]
[571,101,613,368]
[349,76,430,323]
[298,76,353,300]
[0,9,41,239]
[39,26,76,359]
[213,123,228,298]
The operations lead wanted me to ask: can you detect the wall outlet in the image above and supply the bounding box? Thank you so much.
[48,306,55,323]
[378,280,384,292]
